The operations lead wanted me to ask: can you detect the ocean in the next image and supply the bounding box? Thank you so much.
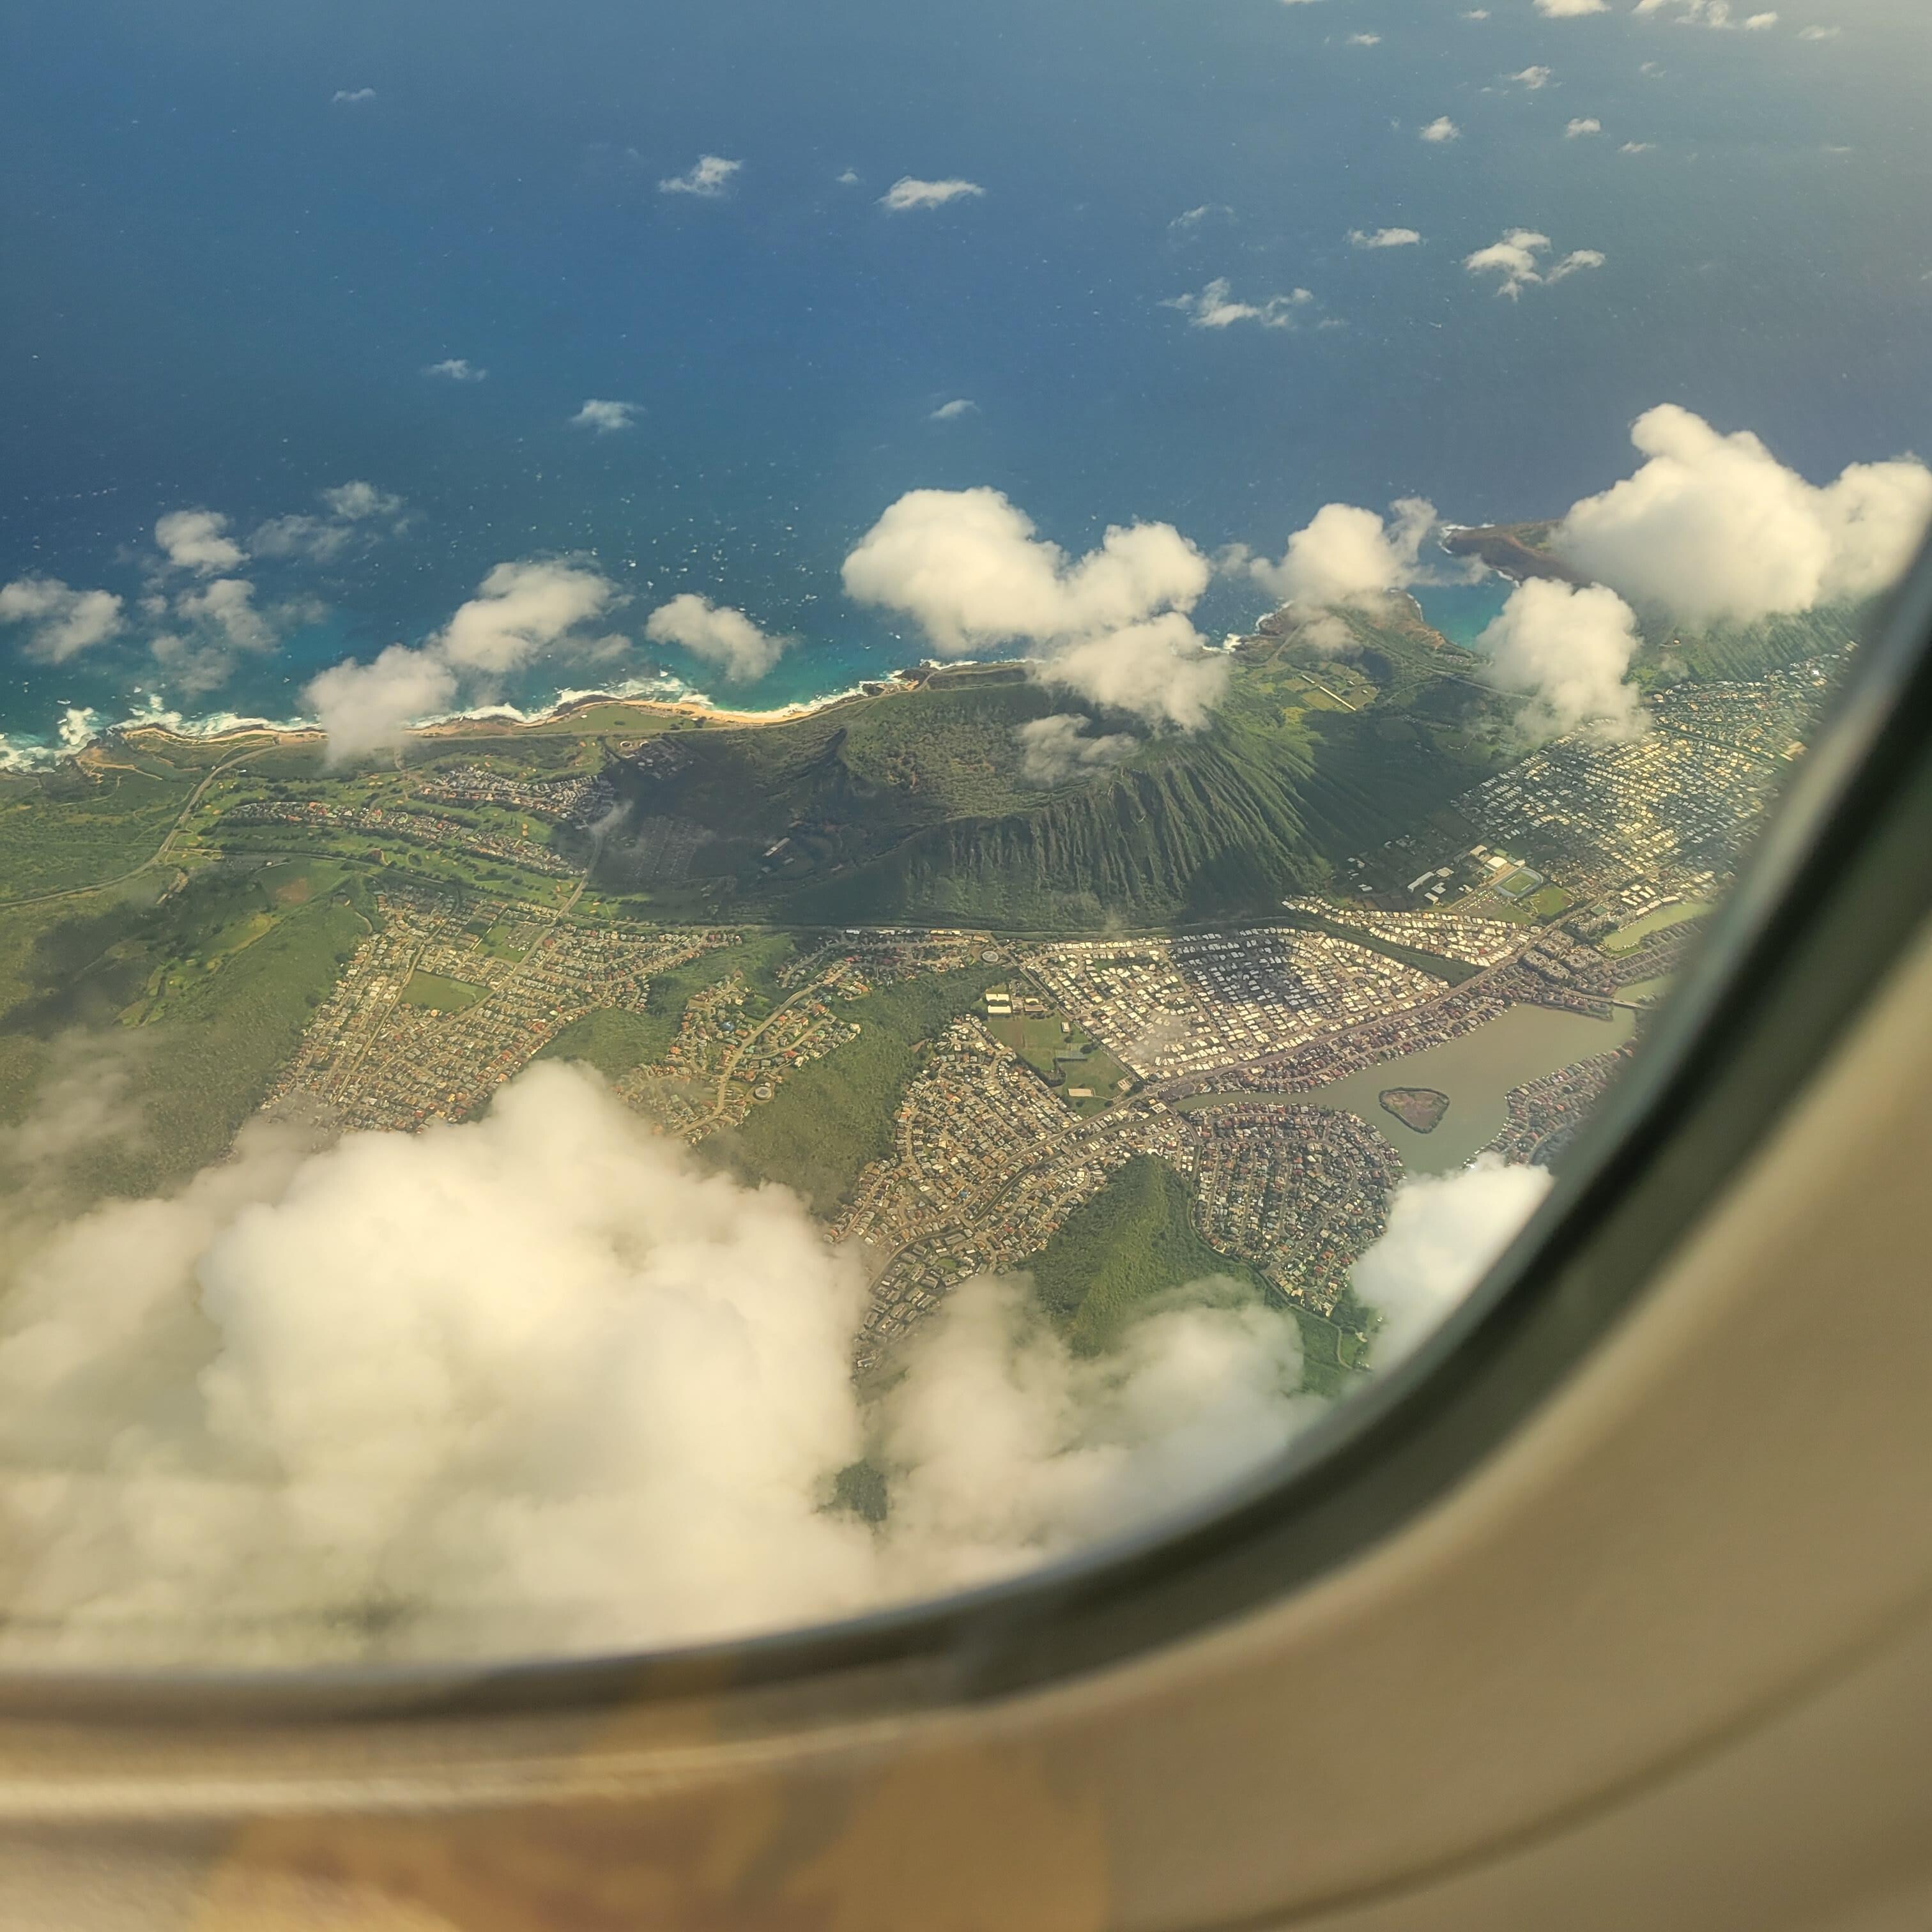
[3,0,1927,759]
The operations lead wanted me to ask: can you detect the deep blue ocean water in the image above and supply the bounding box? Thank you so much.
[3,0,1928,756]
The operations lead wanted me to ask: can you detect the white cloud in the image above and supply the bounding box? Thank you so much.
[1620,141,1657,154]
[1420,117,1462,142]
[1164,278,1314,330]
[0,578,125,664]
[0,1062,1323,1664]
[1477,579,1647,739]
[1463,8,1491,17]
[1349,226,1422,249]
[1797,23,1841,38]
[644,594,790,682]
[879,176,985,212]
[1347,32,1382,45]
[1015,714,1140,784]
[321,480,402,522]
[1353,1157,1554,1368]
[1509,65,1554,88]
[1245,498,1438,613]
[436,560,621,677]
[302,558,624,758]
[659,155,742,197]
[1554,405,1932,625]
[252,481,406,562]
[571,399,640,434]
[1745,12,1779,26]
[1464,229,1604,298]
[843,487,1208,656]
[836,168,860,185]
[173,577,275,656]
[842,487,1225,728]
[1041,617,1230,732]
[425,358,486,382]
[1170,203,1234,231]
[303,644,459,760]
[1567,117,1603,137]
[330,87,375,105]
[1536,0,1606,14]
[154,508,244,574]
[930,398,979,421]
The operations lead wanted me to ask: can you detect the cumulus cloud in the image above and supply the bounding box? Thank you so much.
[644,594,790,682]
[1554,406,1932,626]
[1170,203,1234,231]
[842,487,1225,728]
[1164,278,1314,330]
[425,357,486,382]
[154,509,244,574]
[1797,23,1841,38]
[172,576,275,655]
[571,399,640,434]
[1477,579,1647,739]
[252,480,407,561]
[0,1062,1323,1664]
[304,645,459,760]
[1536,0,1606,15]
[0,578,125,663]
[1349,227,1422,249]
[1347,32,1382,44]
[1420,117,1461,142]
[1567,117,1603,137]
[1015,714,1140,784]
[437,560,621,677]
[1353,1156,1554,1368]
[1510,65,1554,88]
[1041,618,1230,732]
[879,177,985,212]
[930,398,979,421]
[659,155,741,197]
[303,558,623,757]
[330,87,376,105]
[1620,141,1657,154]
[1245,498,1438,618]
[1465,229,1604,298]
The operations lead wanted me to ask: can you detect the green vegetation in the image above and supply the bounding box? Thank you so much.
[986,988,1135,1114]
[1602,900,1709,953]
[1637,604,1862,687]
[0,857,369,1196]
[398,970,489,1014]
[590,635,1509,929]
[1291,1284,1377,1397]
[535,1006,664,1082]
[0,758,198,901]
[1023,1154,1271,1355]
[725,960,1002,1213]
[1526,883,1572,919]
[1277,907,1480,986]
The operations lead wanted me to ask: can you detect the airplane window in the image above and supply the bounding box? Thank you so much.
[0,0,1926,1677]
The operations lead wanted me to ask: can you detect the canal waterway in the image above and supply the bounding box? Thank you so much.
[1178,1002,1638,1176]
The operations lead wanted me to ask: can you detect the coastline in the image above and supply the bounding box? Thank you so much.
[0,664,939,772]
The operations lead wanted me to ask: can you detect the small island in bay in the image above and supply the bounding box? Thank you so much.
[1379,1087,1451,1134]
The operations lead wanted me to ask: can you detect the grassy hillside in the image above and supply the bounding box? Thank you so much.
[721,960,1002,1213]
[1023,1154,1271,1354]
[0,857,367,1196]
[593,634,1510,930]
